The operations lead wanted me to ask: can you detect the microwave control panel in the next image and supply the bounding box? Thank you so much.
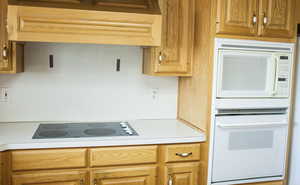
[276,55,291,97]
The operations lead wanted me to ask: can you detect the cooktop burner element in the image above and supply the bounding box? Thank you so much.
[32,122,138,139]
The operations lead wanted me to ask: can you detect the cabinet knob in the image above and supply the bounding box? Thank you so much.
[2,46,9,60]
[252,14,257,25]
[176,152,193,157]
[263,13,268,25]
[168,176,173,185]
[158,52,166,64]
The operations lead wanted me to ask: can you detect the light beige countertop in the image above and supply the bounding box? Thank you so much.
[0,119,205,151]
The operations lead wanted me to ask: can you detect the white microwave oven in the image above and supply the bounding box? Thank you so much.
[216,50,292,98]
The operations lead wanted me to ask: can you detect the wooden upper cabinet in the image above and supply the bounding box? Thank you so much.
[143,0,195,76]
[215,0,296,41]
[0,0,10,72]
[92,166,157,185]
[297,0,300,24]
[7,0,162,46]
[258,0,295,38]
[216,0,258,36]
[163,163,199,185]
[12,170,89,185]
[0,0,23,74]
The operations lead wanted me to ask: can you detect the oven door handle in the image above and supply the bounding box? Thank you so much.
[217,122,287,129]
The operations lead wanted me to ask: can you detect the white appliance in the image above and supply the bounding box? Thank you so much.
[212,113,288,184]
[288,38,300,185]
[217,50,292,98]
[208,39,295,185]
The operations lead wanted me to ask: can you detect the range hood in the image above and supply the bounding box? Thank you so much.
[7,0,162,46]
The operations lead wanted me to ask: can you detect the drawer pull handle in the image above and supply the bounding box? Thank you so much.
[176,152,192,157]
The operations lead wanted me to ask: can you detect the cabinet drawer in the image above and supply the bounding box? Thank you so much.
[90,146,157,167]
[161,144,200,162]
[11,149,87,171]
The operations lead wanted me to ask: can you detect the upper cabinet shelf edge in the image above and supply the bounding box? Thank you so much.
[6,0,162,46]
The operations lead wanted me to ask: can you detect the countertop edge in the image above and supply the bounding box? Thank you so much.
[0,136,206,152]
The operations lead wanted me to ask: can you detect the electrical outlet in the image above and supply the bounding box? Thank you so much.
[151,88,159,101]
[0,88,9,102]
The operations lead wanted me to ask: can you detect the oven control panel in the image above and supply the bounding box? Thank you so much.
[275,54,291,97]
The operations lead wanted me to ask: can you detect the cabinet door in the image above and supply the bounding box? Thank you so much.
[163,162,200,185]
[143,0,195,76]
[0,0,23,74]
[216,0,259,36]
[258,0,295,38]
[92,165,157,185]
[12,170,88,185]
[0,0,10,72]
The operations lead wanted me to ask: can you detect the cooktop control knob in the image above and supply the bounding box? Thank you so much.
[120,122,128,128]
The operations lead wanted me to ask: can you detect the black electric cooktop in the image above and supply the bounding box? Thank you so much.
[32,122,138,139]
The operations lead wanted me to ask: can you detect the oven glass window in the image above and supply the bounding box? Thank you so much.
[229,130,274,150]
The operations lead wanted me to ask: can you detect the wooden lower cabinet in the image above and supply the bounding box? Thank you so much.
[4,144,202,185]
[162,162,200,185]
[12,170,89,185]
[92,165,157,185]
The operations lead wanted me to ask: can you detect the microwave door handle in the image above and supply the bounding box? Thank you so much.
[271,57,279,96]
[217,122,287,129]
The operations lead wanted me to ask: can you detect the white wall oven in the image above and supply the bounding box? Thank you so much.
[211,113,288,184]
[208,39,295,185]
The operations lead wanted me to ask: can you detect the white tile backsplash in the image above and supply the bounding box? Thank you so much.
[0,43,178,122]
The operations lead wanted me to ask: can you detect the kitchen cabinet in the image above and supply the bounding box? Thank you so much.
[92,166,157,185]
[89,146,157,167]
[2,143,202,185]
[163,162,200,185]
[143,0,195,76]
[7,0,162,46]
[216,0,296,41]
[159,144,201,185]
[258,0,295,38]
[0,0,23,74]
[297,0,300,24]
[216,0,258,37]
[12,170,89,185]
[11,149,87,171]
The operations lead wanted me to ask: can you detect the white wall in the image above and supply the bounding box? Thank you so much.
[0,43,178,122]
[289,39,300,185]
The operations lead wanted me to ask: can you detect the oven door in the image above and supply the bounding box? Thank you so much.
[212,114,288,183]
[217,50,277,98]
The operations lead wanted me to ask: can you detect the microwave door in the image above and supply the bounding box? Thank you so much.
[216,50,277,98]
